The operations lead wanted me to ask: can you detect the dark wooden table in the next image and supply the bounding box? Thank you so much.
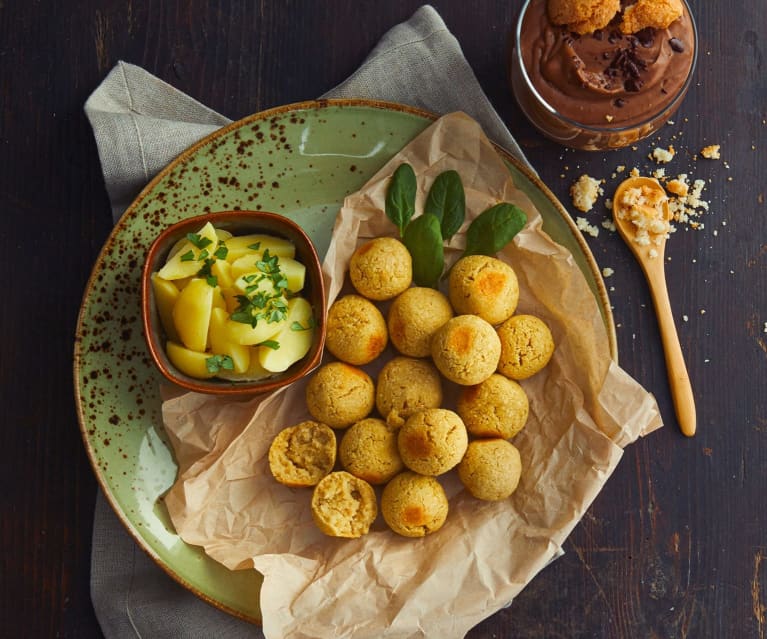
[2,1,765,637]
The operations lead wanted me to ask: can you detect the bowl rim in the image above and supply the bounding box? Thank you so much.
[511,0,699,134]
[141,209,327,395]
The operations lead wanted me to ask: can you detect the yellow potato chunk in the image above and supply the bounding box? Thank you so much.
[229,254,264,280]
[224,234,295,262]
[225,314,287,346]
[157,222,218,280]
[208,308,251,374]
[211,259,235,290]
[258,297,315,372]
[150,273,180,342]
[217,347,273,382]
[172,278,215,352]
[166,341,216,379]
[279,257,306,293]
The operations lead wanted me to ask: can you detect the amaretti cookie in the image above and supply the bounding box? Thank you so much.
[398,408,468,476]
[375,356,443,427]
[448,255,519,325]
[339,418,404,485]
[380,471,449,537]
[620,0,683,34]
[268,421,336,487]
[457,439,522,501]
[387,286,453,357]
[431,314,501,385]
[325,294,388,365]
[305,362,375,429]
[496,314,555,380]
[547,0,620,35]
[349,237,412,301]
[457,373,529,439]
[311,471,378,538]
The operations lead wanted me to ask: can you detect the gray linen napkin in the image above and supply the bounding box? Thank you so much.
[86,5,530,637]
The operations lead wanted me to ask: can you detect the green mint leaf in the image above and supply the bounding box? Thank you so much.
[179,250,195,262]
[385,163,417,236]
[463,203,527,257]
[402,213,444,288]
[259,340,280,350]
[424,170,465,241]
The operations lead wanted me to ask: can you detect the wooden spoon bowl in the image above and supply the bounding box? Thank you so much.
[612,177,696,437]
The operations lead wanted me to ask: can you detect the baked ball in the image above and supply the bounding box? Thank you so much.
[325,294,388,365]
[431,314,501,385]
[305,362,375,429]
[349,237,412,301]
[375,357,443,428]
[268,421,336,487]
[380,471,449,537]
[311,471,378,538]
[496,314,555,380]
[448,255,519,325]
[548,0,620,34]
[398,408,468,476]
[457,439,522,501]
[456,374,529,439]
[387,287,454,357]
[339,418,404,485]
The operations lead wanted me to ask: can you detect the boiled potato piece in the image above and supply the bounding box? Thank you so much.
[158,222,219,280]
[211,259,234,290]
[172,278,215,352]
[258,297,315,372]
[217,347,273,382]
[225,314,287,346]
[150,273,180,342]
[279,257,306,293]
[229,254,263,280]
[225,234,295,262]
[166,341,216,379]
[208,308,251,374]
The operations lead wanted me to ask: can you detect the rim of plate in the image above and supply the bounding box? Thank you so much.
[74,97,617,624]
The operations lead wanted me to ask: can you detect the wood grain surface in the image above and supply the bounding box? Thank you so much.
[1,1,765,637]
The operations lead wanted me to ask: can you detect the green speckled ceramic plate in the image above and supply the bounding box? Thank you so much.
[74,99,616,624]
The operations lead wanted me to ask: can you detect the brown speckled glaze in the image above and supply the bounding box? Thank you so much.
[74,99,615,624]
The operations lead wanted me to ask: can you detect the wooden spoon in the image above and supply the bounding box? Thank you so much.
[612,177,696,437]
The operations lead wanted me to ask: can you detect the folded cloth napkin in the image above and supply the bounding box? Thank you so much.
[85,5,532,638]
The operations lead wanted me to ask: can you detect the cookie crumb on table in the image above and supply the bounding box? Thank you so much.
[700,144,721,159]
[570,173,603,212]
[650,145,676,164]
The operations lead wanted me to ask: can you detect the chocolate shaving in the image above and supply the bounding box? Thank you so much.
[605,41,648,92]
[669,37,685,53]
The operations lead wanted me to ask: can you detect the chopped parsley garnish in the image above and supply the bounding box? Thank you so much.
[229,250,289,325]
[247,242,261,251]
[205,354,234,373]
[291,317,316,331]
[259,340,280,350]
[186,233,213,250]
[179,250,195,262]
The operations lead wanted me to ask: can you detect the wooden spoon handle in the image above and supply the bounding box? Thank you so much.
[646,266,697,437]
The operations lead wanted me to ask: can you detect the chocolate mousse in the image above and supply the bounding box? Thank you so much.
[511,0,696,149]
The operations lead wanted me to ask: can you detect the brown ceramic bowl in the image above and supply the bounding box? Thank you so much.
[141,210,326,395]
